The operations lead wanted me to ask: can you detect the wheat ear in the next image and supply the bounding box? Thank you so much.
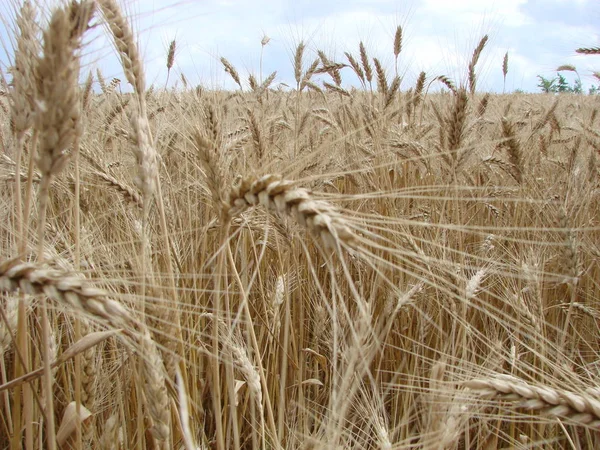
[0,258,131,329]
[468,35,488,95]
[0,258,171,443]
[465,375,600,427]
[576,47,600,55]
[228,174,355,249]
[10,0,38,139]
[98,0,145,100]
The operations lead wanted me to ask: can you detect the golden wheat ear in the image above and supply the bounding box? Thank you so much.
[0,258,171,443]
[228,174,355,249]
[465,375,600,427]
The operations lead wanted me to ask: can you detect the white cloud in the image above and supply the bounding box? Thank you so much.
[1,0,599,93]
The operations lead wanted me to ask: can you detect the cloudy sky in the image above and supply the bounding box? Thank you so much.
[2,0,600,93]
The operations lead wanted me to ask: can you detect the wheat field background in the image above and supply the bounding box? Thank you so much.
[1,1,600,449]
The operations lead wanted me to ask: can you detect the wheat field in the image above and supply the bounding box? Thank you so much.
[1,1,600,449]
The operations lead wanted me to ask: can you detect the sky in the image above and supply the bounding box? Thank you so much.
[1,0,600,93]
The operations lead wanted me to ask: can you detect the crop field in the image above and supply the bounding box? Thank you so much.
[1,1,600,449]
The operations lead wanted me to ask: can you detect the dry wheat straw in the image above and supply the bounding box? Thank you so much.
[0,296,18,356]
[32,4,94,446]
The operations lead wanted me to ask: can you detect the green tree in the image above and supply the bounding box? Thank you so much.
[556,73,570,92]
[537,75,557,93]
[537,74,583,94]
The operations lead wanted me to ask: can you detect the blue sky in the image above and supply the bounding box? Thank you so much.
[1,0,600,93]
